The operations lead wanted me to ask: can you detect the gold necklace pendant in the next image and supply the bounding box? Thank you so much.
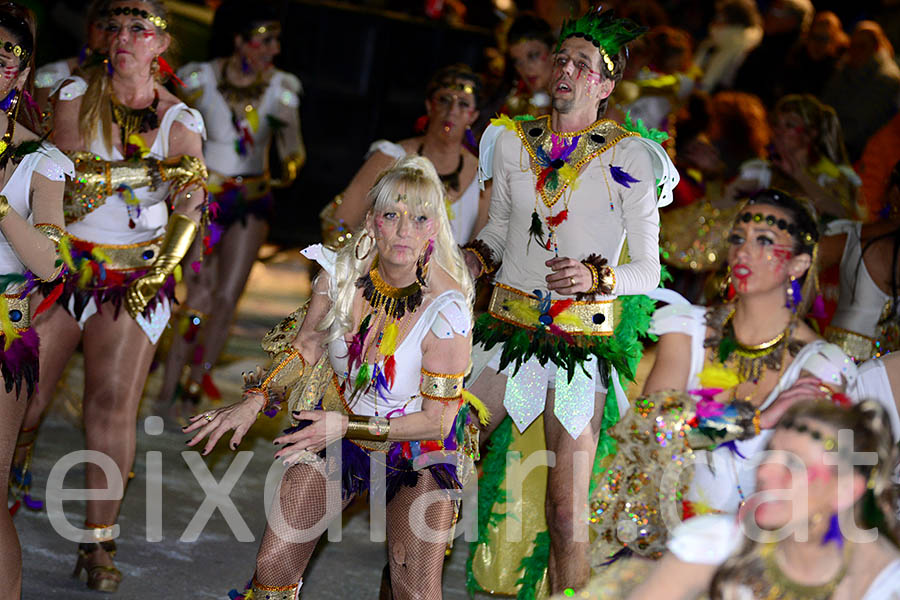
[756,541,852,599]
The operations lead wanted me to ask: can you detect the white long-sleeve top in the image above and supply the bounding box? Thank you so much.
[476,120,672,297]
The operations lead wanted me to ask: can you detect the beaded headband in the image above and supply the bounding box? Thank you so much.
[445,82,475,95]
[782,418,838,451]
[738,211,817,245]
[556,9,646,77]
[101,5,168,30]
[0,37,27,61]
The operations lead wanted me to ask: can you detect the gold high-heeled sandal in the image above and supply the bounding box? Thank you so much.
[251,576,300,600]
[72,539,122,593]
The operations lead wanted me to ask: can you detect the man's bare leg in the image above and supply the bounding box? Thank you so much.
[466,367,509,449]
[543,389,605,593]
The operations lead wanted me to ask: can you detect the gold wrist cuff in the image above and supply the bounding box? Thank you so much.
[421,368,466,402]
[584,262,600,294]
[34,223,65,244]
[345,414,390,441]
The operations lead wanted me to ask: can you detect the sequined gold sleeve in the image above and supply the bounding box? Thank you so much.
[66,152,208,224]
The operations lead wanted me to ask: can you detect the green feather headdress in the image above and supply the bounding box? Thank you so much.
[555,9,647,76]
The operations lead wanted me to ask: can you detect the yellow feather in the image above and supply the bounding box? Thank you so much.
[245,105,259,132]
[91,247,111,263]
[552,310,589,332]
[490,114,518,132]
[0,296,20,350]
[504,299,541,326]
[58,237,76,271]
[127,133,150,158]
[174,264,182,283]
[379,321,400,356]
[698,364,742,389]
[78,263,93,288]
[462,389,491,426]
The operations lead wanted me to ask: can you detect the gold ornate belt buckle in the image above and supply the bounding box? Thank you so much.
[487,283,614,336]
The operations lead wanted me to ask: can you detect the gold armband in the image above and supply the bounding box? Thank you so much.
[345,414,390,441]
[0,194,9,222]
[421,368,466,402]
[271,151,305,189]
[33,223,67,281]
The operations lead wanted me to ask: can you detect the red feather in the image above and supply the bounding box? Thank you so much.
[34,282,63,317]
[383,355,396,390]
[201,373,221,400]
[546,210,568,227]
[421,440,442,452]
[536,167,552,191]
[548,298,574,318]
[156,56,184,87]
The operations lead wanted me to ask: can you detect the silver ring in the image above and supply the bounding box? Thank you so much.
[204,413,214,422]
[570,277,576,286]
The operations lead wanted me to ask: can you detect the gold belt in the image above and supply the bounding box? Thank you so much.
[208,171,271,200]
[488,283,615,336]
[70,235,163,272]
[3,292,30,331]
[824,325,876,362]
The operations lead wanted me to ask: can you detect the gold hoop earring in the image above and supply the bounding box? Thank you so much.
[355,231,375,261]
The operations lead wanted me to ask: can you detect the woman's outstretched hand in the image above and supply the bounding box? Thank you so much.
[183,393,266,455]
[273,410,349,465]
[759,376,830,430]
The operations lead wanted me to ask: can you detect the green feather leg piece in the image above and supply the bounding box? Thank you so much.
[515,531,551,600]
[527,210,545,250]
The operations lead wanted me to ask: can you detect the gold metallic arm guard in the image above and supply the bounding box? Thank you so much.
[420,368,466,402]
[345,414,390,441]
[124,213,198,318]
[33,223,67,281]
[66,152,208,224]
[270,151,305,189]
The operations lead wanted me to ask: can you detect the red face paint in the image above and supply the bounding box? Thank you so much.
[807,464,832,482]
[732,263,752,291]
[1,66,18,80]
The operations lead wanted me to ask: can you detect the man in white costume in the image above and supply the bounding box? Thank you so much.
[462,8,679,593]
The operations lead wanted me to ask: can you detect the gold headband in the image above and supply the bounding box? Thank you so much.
[249,23,281,37]
[103,5,168,30]
[421,368,466,402]
[448,82,475,95]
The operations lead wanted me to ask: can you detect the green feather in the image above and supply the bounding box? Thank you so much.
[623,111,669,143]
[0,273,26,294]
[556,9,647,55]
[527,210,545,250]
[354,362,371,389]
[513,114,537,121]
[266,114,287,131]
[514,530,551,600]
[719,335,737,363]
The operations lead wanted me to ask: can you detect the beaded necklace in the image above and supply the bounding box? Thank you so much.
[218,60,269,157]
[346,258,423,414]
[111,90,159,160]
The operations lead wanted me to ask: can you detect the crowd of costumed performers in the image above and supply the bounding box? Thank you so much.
[5,1,900,599]
[319,64,489,249]
[462,10,678,597]
[186,156,487,600]
[155,2,305,420]
[0,2,75,592]
[8,0,208,592]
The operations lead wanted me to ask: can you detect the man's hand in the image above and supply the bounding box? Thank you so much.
[463,248,483,280]
[545,257,592,295]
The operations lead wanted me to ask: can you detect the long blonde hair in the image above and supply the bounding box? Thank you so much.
[77,0,172,152]
[318,155,474,342]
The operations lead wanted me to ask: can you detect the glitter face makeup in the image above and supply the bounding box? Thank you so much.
[727,205,801,297]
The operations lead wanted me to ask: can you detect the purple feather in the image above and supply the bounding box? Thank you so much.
[717,440,747,459]
[550,134,579,162]
[812,293,827,319]
[610,165,640,188]
[696,398,726,418]
[465,127,477,150]
[821,513,843,547]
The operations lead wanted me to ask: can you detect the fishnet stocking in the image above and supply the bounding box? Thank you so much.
[255,461,352,586]
[386,473,456,600]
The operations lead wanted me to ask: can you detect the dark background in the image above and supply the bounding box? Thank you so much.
[28,0,494,246]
